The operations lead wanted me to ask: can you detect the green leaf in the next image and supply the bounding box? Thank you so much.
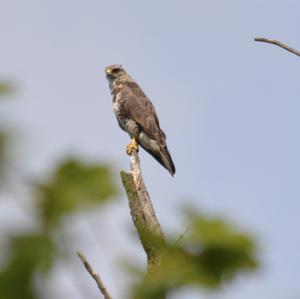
[37,159,118,227]
[184,212,257,287]
[0,233,54,299]
[131,210,258,299]
[0,81,14,97]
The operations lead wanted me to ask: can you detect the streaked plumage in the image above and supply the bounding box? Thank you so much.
[105,64,175,176]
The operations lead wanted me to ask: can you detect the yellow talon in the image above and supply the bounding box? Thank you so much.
[126,138,139,155]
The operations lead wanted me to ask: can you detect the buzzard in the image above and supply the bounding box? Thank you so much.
[105,64,176,176]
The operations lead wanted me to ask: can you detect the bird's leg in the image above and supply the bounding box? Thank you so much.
[126,137,139,155]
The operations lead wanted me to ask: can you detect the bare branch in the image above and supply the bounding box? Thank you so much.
[77,251,113,299]
[254,37,300,57]
[173,227,189,247]
[120,150,165,268]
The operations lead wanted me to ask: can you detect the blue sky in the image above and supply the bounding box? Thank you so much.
[0,1,299,298]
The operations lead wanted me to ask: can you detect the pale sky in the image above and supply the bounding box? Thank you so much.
[0,1,299,298]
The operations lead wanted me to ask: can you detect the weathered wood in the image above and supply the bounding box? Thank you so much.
[120,150,165,268]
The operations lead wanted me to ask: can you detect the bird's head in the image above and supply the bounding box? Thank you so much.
[105,64,126,80]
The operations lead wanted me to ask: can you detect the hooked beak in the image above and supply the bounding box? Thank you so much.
[105,67,113,75]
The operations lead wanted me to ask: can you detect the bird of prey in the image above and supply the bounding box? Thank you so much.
[105,64,176,176]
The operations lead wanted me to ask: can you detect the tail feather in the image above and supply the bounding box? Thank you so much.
[143,144,176,176]
[138,132,175,176]
[160,146,176,176]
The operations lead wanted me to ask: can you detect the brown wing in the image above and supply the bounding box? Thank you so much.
[122,81,165,140]
[121,81,175,175]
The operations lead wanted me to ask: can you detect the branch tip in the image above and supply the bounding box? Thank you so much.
[77,251,113,299]
[254,37,300,57]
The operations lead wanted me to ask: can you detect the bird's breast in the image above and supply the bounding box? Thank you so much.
[112,91,122,111]
[112,100,121,114]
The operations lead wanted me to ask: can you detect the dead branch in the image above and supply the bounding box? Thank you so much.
[254,37,300,57]
[77,251,113,299]
[120,150,165,269]
[173,227,189,247]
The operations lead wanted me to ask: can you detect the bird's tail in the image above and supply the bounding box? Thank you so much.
[159,145,176,176]
[145,144,175,176]
[139,133,176,176]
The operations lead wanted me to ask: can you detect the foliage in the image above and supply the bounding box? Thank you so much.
[37,159,118,228]
[0,81,14,96]
[0,81,11,180]
[131,211,258,299]
[0,159,118,299]
[0,234,54,299]
[0,136,118,299]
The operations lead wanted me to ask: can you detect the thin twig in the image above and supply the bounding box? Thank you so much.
[254,37,300,57]
[173,227,189,247]
[77,251,112,299]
